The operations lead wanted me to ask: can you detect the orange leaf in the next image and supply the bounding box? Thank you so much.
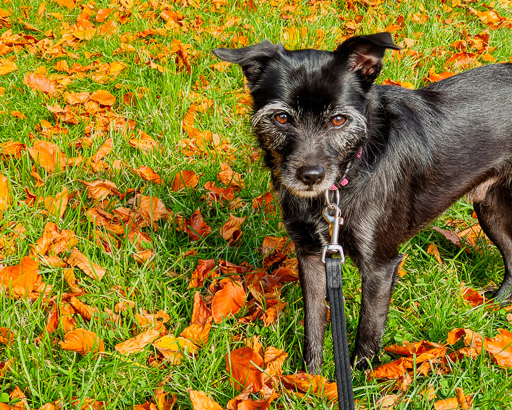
[0,328,14,345]
[0,173,10,212]
[183,209,212,241]
[191,291,213,325]
[136,194,169,225]
[0,256,39,298]
[220,214,246,245]
[91,138,113,163]
[132,166,163,184]
[461,286,485,307]
[129,131,158,151]
[96,8,113,22]
[55,0,75,9]
[218,163,245,189]
[23,72,57,95]
[0,59,17,76]
[60,328,104,356]
[171,170,199,191]
[80,179,120,201]
[484,329,512,367]
[180,319,212,345]
[188,389,225,410]
[67,248,106,281]
[43,186,69,218]
[90,90,116,106]
[212,279,246,323]
[226,347,264,393]
[188,259,217,289]
[279,372,338,402]
[0,141,26,158]
[28,140,67,172]
[264,346,288,377]
[115,328,160,355]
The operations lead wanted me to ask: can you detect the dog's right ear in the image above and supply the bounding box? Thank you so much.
[335,32,401,88]
[212,40,281,87]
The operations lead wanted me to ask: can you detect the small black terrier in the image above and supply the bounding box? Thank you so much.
[213,32,512,373]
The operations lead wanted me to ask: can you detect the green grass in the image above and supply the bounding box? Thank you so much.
[1,0,512,408]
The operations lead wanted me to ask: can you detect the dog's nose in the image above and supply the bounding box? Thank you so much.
[296,165,325,186]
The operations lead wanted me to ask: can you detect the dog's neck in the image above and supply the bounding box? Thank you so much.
[330,146,364,190]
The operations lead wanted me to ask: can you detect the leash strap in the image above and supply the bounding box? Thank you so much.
[326,257,355,410]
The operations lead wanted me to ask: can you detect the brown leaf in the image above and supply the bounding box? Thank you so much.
[180,319,212,345]
[220,214,246,245]
[0,256,39,298]
[0,141,26,158]
[132,166,163,184]
[0,173,10,212]
[67,248,106,281]
[115,328,160,355]
[182,209,212,241]
[90,90,116,106]
[129,131,158,151]
[188,389,225,410]
[226,347,264,393]
[91,138,113,163]
[80,179,120,201]
[24,72,57,95]
[0,328,14,345]
[191,291,213,325]
[427,243,442,265]
[43,186,69,218]
[264,346,288,377]
[171,170,199,191]
[212,279,246,323]
[279,372,338,403]
[60,328,104,356]
[484,329,512,367]
[28,140,67,172]
[188,259,217,289]
[218,163,245,189]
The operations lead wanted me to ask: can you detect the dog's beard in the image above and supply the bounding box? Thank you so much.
[253,104,368,198]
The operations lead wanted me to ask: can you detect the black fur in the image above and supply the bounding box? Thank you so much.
[213,33,512,373]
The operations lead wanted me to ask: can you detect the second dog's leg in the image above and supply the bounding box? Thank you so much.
[351,255,402,368]
[298,251,328,374]
[474,182,512,302]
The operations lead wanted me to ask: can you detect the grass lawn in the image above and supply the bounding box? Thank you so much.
[1,0,512,408]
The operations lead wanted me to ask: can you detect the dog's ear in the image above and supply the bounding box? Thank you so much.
[335,32,401,86]
[212,40,281,87]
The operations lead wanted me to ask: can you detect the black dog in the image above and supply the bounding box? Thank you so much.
[213,32,512,373]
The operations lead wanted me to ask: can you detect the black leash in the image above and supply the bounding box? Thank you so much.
[323,189,355,410]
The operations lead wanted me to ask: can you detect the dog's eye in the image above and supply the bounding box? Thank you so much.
[331,115,347,127]
[275,113,289,125]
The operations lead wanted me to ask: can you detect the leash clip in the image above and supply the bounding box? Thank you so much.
[322,189,345,264]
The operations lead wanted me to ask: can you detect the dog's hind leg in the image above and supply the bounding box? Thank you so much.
[351,254,403,368]
[473,180,512,302]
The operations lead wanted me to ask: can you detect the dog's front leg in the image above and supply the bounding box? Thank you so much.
[297,251,328,374]
[352,255,403,368]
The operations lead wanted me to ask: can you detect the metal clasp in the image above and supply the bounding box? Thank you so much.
[322,189,345,263]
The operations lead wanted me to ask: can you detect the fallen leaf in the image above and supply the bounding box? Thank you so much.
[132,166,163,184]
[0,59,17,75]
[60,328,104,356]
[171,170,199,191]
[212,279,246,323]
[67,248,106,281]
[28,140,67,172]
[226,346,264,393]
[90,89,116,105]
[188,389,225,410]
[220,214,246,245]
[23,72,57,95]
[115,328,160,355]
[0,256,39,298]
[0,173,10,212]
[153,335,198,363]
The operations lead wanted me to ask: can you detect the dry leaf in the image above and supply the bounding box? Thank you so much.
[0,173,10,212]
[68,248,106,281]
[115,328,160,355]
[153,335,198,364]
[28,140,67,172]
[212,279,246,323]
[60,328,104,356]
[220,214,246,245]
[0,256,39,298]
[188,389,225,410]
[226,346,264,393]
[172,170,199,191]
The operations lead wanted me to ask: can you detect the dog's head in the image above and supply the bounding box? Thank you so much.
[213,33,400,198]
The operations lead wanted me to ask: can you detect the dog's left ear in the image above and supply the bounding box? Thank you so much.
[336,32,401,86]
[212,41,282,87]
